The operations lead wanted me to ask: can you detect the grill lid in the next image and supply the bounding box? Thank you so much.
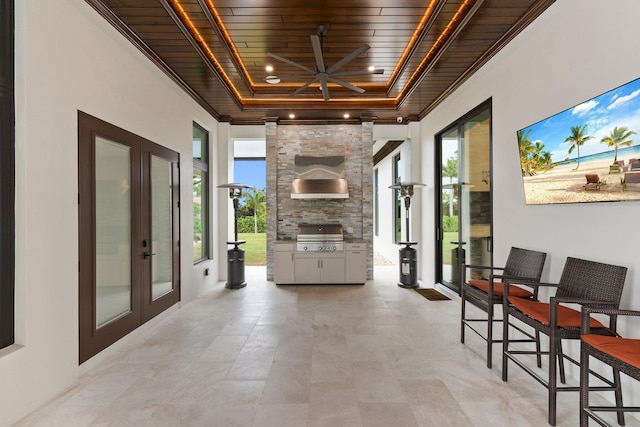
[297,223,343,240]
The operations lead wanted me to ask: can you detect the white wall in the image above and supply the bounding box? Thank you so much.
[372,124,421,266]
[373,148,399,265]
[1,1,221,425]
[419,0,640,399]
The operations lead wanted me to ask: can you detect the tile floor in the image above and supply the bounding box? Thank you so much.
[14,266,640,427]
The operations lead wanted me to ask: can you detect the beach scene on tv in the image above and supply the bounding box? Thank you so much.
[518,76,640,205]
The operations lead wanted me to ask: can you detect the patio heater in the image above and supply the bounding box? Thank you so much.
[389,181,425,288]
[218,183,254,289]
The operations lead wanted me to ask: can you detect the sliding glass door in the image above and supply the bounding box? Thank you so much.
[436,101,493,293]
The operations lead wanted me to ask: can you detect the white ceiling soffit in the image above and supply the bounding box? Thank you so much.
[234,140,266,158]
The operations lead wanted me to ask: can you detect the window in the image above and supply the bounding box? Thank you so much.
[193,123,209,262]
[0,0,15,350]
[374,168,379,236]
[393,153,402,243]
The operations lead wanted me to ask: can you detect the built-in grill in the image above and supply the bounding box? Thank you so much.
[296,223,344,252]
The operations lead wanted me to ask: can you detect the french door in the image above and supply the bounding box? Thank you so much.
[79,112,180,363]
[436,101,492,294]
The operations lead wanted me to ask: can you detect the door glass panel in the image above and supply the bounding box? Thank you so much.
[193,168,204,260]
[151,155,173,300]
[95,137,131,328]
[393,154,402,242]
[440,128,459,285]
[461,110,492,279]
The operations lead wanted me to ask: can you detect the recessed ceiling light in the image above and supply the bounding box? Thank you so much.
[265,65,274,72]
[289,113,295,119]
[265,75,280,84]
[368,66,376,72]
[343,113,350,119]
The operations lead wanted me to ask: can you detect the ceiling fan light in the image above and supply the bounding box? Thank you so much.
[265,75,280,84]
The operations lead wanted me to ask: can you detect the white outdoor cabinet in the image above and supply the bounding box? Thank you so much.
[345,243,367,283]
[294,252,345,284]
[273,242,366,284]
[273,242,295,284]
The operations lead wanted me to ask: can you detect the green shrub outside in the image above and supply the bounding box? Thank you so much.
[237,215,266,233]
[442,215,458,232]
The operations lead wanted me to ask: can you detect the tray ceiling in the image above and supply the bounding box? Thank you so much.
[87,0,555,125]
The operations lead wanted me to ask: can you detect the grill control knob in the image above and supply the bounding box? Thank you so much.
[333,246,337,251]
[318,246,323,251]
[303,246,307,251]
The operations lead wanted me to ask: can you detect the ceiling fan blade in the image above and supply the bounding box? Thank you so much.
[318,76,330,101]
[275,74,320,80]
[331,68,384,77]
[326,44,370,74]
[267,52,315,75]
[327,77,365,94]
[291,77,318,96]
[310,35,326,73]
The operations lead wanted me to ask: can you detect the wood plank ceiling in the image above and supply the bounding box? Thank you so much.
[87,0,555,125]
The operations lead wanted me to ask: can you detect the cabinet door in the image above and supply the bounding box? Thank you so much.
[320,258,345,283]
[345,250,366,283]
[274,250,295,284]
[345,243,366,283]
[295,258,321,283]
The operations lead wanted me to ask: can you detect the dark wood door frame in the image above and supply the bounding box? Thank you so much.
[0,0,16,350]
[140,141,181,321]
[78,111,180,363]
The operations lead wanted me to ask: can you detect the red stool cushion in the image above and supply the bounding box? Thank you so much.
[583,334,640,369]
[508,297,605,328]
[469,279,534,298]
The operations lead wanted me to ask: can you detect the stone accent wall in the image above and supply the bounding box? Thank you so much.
[266,121,374,281]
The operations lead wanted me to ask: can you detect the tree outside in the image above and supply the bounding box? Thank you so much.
[240,188,266,233]
[237,188,267,265]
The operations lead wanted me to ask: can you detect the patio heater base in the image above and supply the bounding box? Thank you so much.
[398,243,418,289]
[226,242,247,289]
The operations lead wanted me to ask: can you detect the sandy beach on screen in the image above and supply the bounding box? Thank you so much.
[522,152,640,204]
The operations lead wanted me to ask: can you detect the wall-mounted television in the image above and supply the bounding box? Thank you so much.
[517,76,640,205]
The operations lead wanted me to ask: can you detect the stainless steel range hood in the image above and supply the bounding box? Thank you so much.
[291,155,349,199]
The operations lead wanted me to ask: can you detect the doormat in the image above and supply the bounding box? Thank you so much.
[415,288,450,301]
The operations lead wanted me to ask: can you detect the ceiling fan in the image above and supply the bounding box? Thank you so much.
[267,25,384,101]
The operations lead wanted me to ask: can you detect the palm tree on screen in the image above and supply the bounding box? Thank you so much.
[565,125,593,170]
[517,129,535,175]
[600,126,636,162]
